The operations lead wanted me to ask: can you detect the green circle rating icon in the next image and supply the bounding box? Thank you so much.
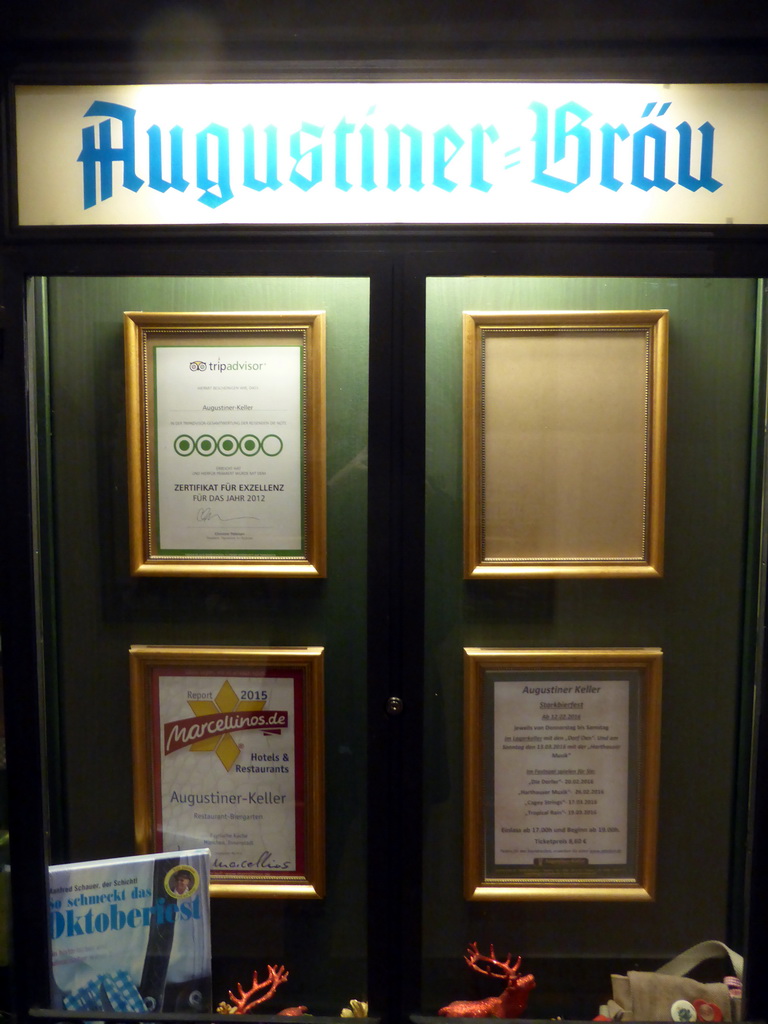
[173,433,284,457]
[239,435,260,455]
[217,434,239,456]
[174,435,196,456]
[261,434,284,456]
[195,434,217,455]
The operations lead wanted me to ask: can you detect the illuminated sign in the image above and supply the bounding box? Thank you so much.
[15,83,768,226]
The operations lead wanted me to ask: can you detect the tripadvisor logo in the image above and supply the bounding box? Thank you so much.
[186,358,268,373]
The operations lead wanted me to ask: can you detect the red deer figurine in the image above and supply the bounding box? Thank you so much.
[438,943,535,1018]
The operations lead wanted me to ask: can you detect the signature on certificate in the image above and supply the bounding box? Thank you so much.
[196,508,260,524]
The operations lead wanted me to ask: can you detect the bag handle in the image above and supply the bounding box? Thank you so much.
[656,940,743,981]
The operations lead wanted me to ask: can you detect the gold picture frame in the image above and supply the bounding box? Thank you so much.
[130,645,325,899]
[463,310,668,578]
[464,647,661,901]
[125,311,326,577]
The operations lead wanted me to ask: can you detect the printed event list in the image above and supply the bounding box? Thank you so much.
[493,677,630,867]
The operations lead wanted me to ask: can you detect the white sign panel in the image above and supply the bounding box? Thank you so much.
[493,677,630,866]
[154,344,303,556]
[157,672,299,873]
[15,83,768,226]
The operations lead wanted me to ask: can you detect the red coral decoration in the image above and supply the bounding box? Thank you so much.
[228,965,290,1014]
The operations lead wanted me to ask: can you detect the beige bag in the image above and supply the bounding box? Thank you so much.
[601,941,743,1021]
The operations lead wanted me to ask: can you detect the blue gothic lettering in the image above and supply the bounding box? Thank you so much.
[360,122,376,191]
[599,123,629,192]
[386,125,424,191]
[79,101,144,209]
[530,100,591,193]
[334,117,355,191]
[470,124,499,192]
[76,95,726,212]
[676,120,722,192]
[433,125,464,192]
[289,122,323,191]
[148,125,189,194]
[632,120,675,192]
[243,125,281,191]
[196,124,233,208]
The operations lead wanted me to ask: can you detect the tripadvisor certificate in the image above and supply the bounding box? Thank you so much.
[153,343,303,556]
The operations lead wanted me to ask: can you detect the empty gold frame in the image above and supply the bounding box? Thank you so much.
[463,310,668,578]
[464,647,661,901]
[125,311,326,577]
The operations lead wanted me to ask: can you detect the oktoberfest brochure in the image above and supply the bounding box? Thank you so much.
[155,342,303,556]
[155,670,303,879]
[48,848,211,1012]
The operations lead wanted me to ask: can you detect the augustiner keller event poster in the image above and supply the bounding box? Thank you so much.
[493,676,630,869]
[154,342,302,556]
[152,668,304,879]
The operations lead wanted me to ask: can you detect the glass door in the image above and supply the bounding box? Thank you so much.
[421,275,763,1018]
[32,274,371,1015]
